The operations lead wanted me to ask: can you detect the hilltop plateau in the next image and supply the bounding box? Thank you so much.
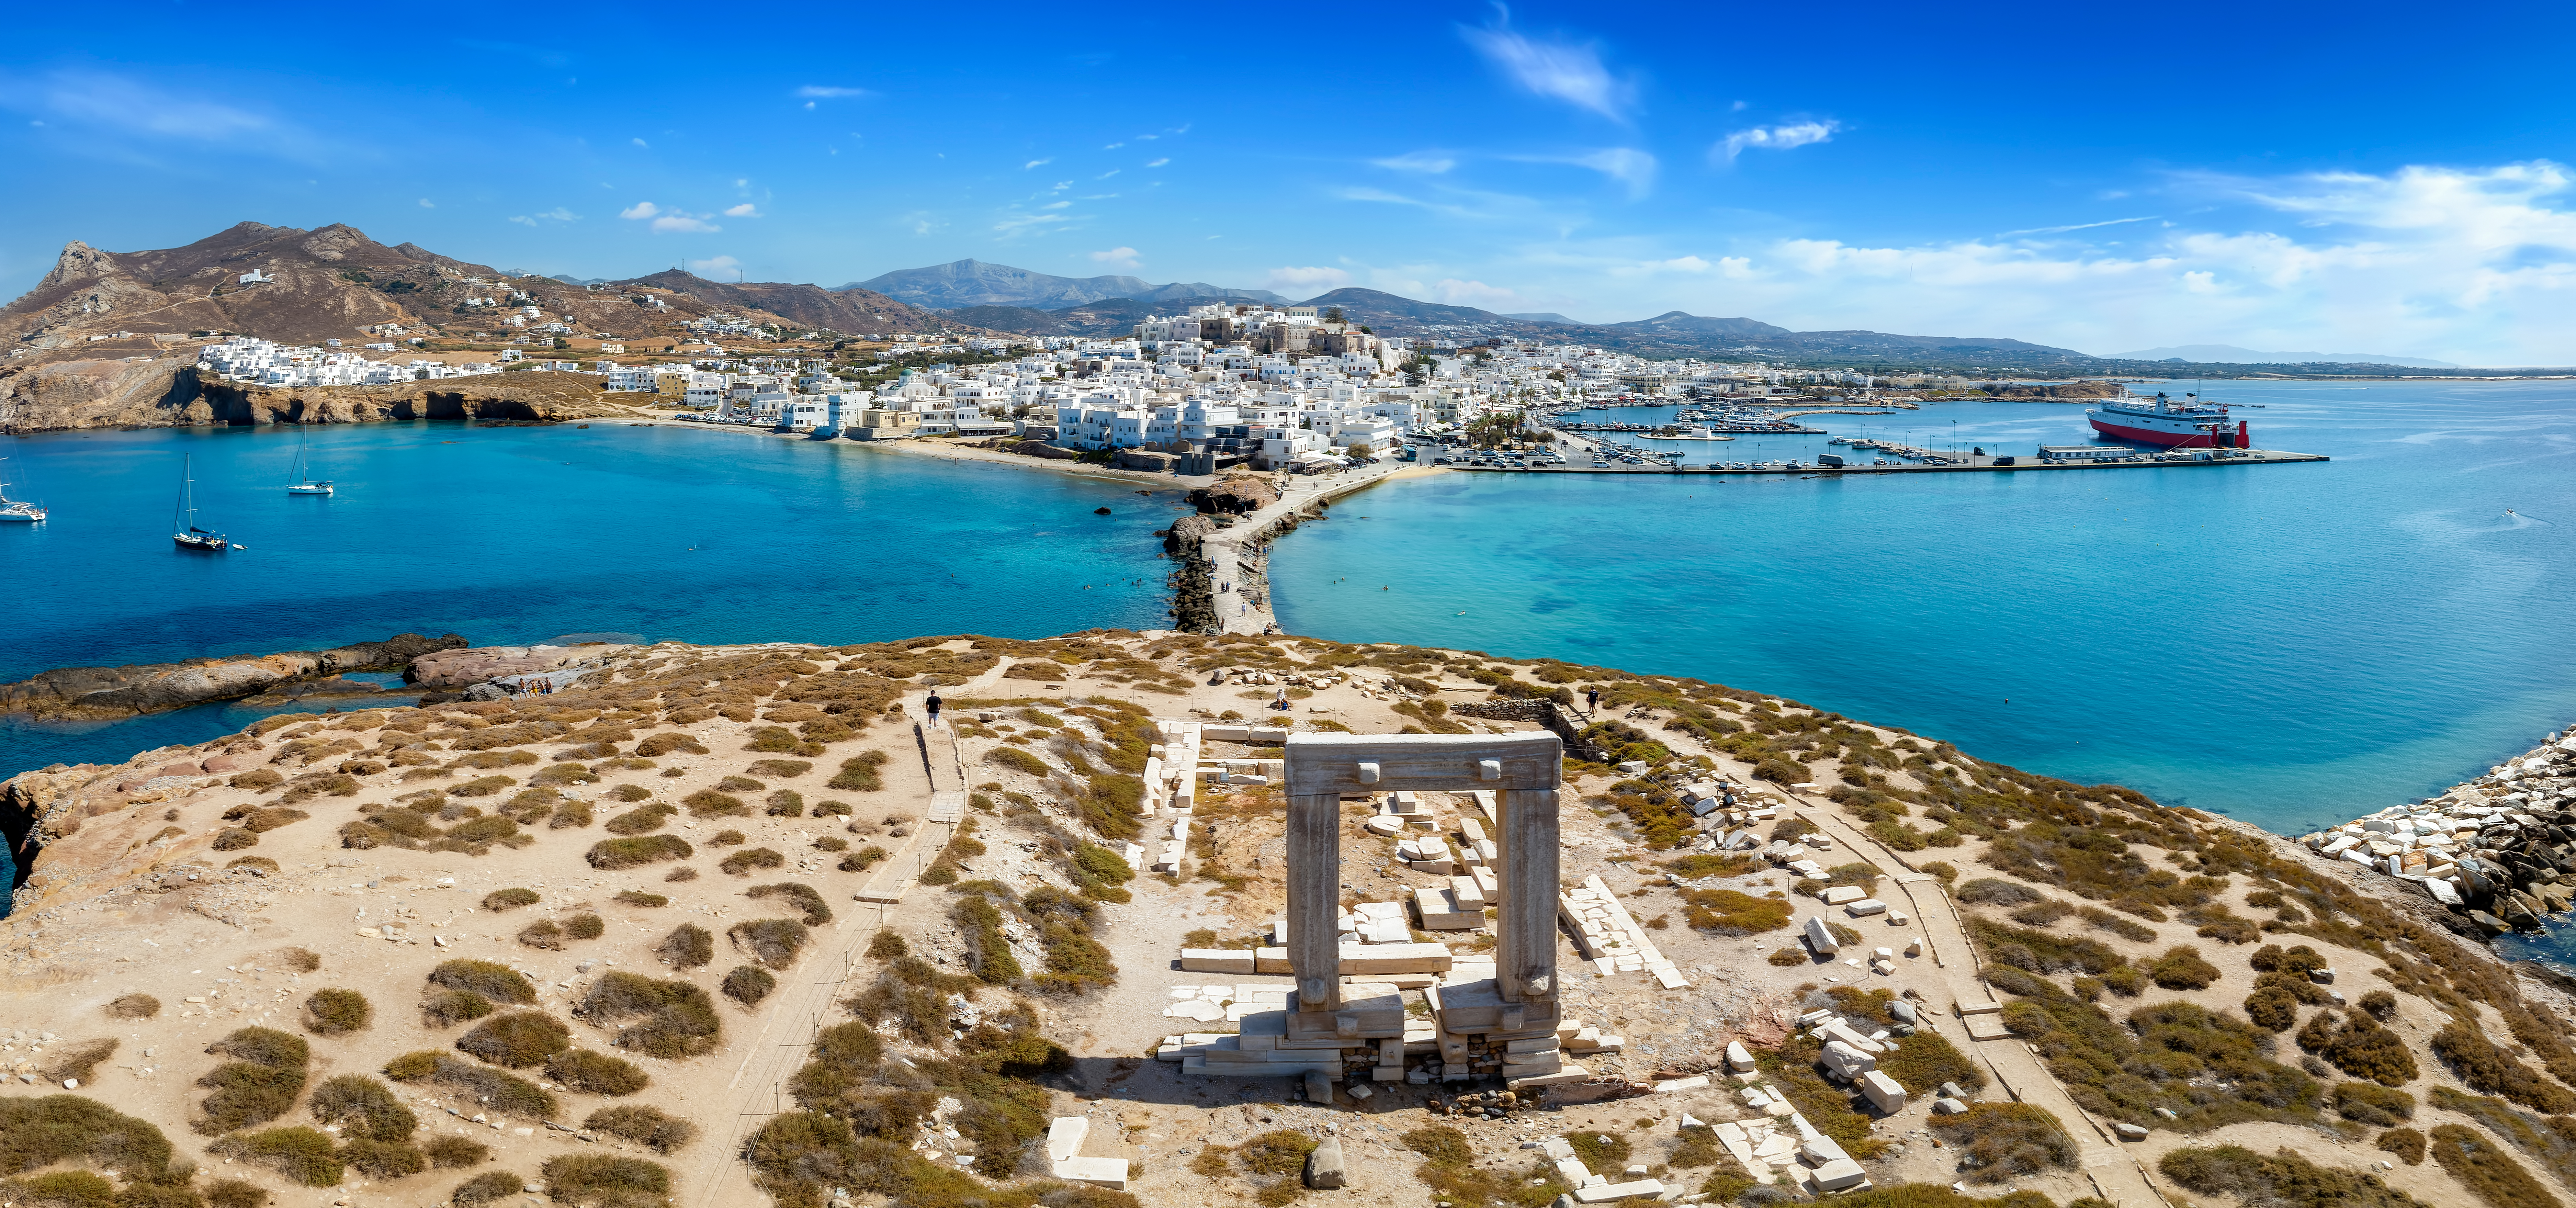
[0,629,2567,1208]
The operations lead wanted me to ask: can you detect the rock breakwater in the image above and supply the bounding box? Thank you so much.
[2303,723,2576,931]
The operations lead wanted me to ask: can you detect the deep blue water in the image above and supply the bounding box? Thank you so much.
[0,420,1187,782]
[1273,381,2576,838]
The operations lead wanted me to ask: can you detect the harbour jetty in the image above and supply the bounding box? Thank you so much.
[2302,723,2576,931]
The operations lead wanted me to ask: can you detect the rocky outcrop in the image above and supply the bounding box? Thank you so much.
[0,632,465,721]
[1188,475,1278,515]
[0,358,651,433]
[406,643,635,690]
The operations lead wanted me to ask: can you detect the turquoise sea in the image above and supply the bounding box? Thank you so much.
[1272,381,2576,838]
[0,421,1187,786]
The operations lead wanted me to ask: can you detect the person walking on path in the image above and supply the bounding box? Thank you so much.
[925,691,944,726]
[1585,687,1601,716]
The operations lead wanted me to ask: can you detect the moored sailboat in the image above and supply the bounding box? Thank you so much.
[173,455,228,552]
[0,458,43,523]
[287,426,334,495]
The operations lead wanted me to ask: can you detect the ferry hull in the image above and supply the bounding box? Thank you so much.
[2088,417,2248,449]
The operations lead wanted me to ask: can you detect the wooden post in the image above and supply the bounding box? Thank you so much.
[1496,787,1559,1007]
[1286,791,1343,1014]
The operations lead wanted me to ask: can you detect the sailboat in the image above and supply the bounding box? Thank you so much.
[286,426,334,495]
[0,458,44,522]
[172,455,228,552]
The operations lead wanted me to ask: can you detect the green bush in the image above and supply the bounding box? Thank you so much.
[2245,983,2302,1031]
[867,931,908,961]
[421,1134,490,1170]
[729,918,810,969]
[308,1074,415,1142]
[567,913,605,940]
[423,990,495,1027]
[587,835,693,869]
[1679,889,1792,934]
[2146,946,2220,989]
[204,1178,268,1208]
[450,1170,524,1205]
[954,894,1023,985]
[831,750,892,791]
[746,882,833,926]
[1928,1103,2077,1184]
[518,918,568,949]
[2316,1014,2419,1087]
[196,1027,310,1133]
[2431,1123,2558,1208]
[456,1011,571,1068]
[545,1049,649,1096]
[2161,1145,2423,1208]
[682,789,749,817]
[2434,1022,2576,1114]
[539,1154,670,1204]
[2380,1127,2427,1165]
[584,1105,698,1154]
[339,1137,430,1179]
[381,1052,557,1118]
[657,924,714,969]
[723,966,779,1008]
[1973,918,2128,976]
[549,800,594,829]
[429,960,536,1005]
[2334,1082,2417,1127]
[583,973,723,1059]
[611,891,667,907]
[720,847,786,876]
[1998,981,2320,1131]
[210,1127,342,1186]
[0,1094,180,1183]
[602,802,676,835]
[1562,1130,1628,1172]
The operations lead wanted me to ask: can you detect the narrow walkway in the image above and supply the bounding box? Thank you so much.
[1792,804,2172,1208]
[1198,462,1439,634]
[676,697,959,1205]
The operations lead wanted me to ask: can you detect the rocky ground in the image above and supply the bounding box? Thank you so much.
[0,630,2569,1208]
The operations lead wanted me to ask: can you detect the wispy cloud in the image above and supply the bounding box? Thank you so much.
[1373,150,1457,174]
[508,215,536,227]
[687,255,744,281]
[1104,142,1124,150]
[723,203,761,217]
[1458,13,1634,121]
[619,201,719,233]
[508,207,579,226]
[1552,148,1657,199]
[1097,169,1119,179]
[1145,157,1169,168]
[1714,120,1840,162]
[1265,266,1352,293]
[1090,247,1140,268]
[1,69,337,165]
[1025,157,1052,169]
[417,197,435,208]
[2001,215,2159,237]
[1436,279,1521,306]
[631,137,648,149]
[796,85,874,99]
[994,211,1073,237]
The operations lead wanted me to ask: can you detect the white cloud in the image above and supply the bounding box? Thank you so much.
[5,70,335,164]
[508,215,536,226]
[1458,17,1632,121]
[619,201,719,232]
[1104,142,1124,150]
[1265,266,1352,293]
[417,197,434,208]
[1090,247,1140,268]
[1025,157,1052,169]
[1570,148,1656,199]
[795,86,874,99]
[631,137,648,149]
[687,256,744,281]
[1097,169,1119,179]
[994,211,1072,237]
[537,207,577,221]
[1145,157,1169,168]
[723,203,760,217]
[1372,150,1457,174]
[1714,120,1839,162]
[1436,279,1521,307]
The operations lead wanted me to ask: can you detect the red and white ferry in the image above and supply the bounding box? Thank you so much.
[2086,391,2248,449]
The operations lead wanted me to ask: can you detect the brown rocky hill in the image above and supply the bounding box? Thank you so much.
[2,223,973,369]
[609,270,956,337]
[0,355,655,433]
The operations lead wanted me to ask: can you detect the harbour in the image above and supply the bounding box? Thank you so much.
[1451,446,2329,474]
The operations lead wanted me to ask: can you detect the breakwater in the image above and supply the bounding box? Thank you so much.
[2302,724,2576,931]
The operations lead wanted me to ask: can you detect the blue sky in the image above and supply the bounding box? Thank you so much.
[6,1,2576,362]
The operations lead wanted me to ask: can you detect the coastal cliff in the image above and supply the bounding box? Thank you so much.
[0,357,653,433]
[1,631,2572,1208]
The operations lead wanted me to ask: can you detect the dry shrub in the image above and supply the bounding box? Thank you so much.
[612,891,667,907]
[452,1170,524,1205]
[1678,889,1792,934]
[105,994,160,1020]
[602,802,676,835]
[540,1154,670,1207]
[456,1011,571,1068]
[634,733,707,757]
[831,750,892,791]
[482,887,540,911]
[729,919,810,969]
[429,960,536,1005]
[723,966,778,1008]
[36,1038,117,1085]
[657,924,714,970]
[423,1134,492,1168]
[1958,878,2042,906]
[582,973,723,1058]
[381,1052,557,1118]
[424,990,496,1027]
[567,913,605,939]
[747,759,813,779]
[746,882,833,926]
[518,919,567,949]
[719,847,785,876]
[587,835,692,869]
[2147,946,2219,990]
[585,1105,698,1153]
[208,1127,341,1187]
[1929,1103,2078,1184]
[2379,1128,2428,1165]
[682,790,748,817]
[307,1074,416,1142]
[545,1049,650,1096]
[196,1027,309,1134]
[2160,1145,2422,1208]
[303,988,372,1035]
[2428,1125,2554,1208]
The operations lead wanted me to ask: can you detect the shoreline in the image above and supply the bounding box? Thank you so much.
[2302,723,2576,932]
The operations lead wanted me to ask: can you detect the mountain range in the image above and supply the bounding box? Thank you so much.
[850,259,1285,309]
[2110,343,2459,369]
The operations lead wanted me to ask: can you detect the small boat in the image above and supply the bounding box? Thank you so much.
[173,455,228,552]
[286,426,334,495]
[0,458,44,522]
